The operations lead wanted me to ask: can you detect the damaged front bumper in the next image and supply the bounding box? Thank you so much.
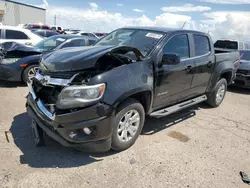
[26,83,114,152]
[233,73,250,88]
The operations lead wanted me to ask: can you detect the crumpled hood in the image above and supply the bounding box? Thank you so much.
[40,45,142,72]
[0,42,42,58]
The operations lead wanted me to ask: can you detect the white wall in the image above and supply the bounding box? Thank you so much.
[0,0,46,26]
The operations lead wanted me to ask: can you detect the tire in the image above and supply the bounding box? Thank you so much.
[206,78,227,107]
[111,98,145,151]
[22,65,39,84]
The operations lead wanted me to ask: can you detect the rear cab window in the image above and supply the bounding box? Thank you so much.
[214,40,238,50]
[5,30,29,40]
[193,34,211,56]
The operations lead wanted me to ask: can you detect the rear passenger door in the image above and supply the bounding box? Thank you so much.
[190,34,215,95]
[3,29,32,45]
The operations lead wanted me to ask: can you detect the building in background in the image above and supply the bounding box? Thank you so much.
[0,0,45,26]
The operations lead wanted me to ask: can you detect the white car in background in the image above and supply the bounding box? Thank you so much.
[76,31,100,39]
[0,26,43,46]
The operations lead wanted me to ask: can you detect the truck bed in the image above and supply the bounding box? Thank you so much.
[214,48,240,84]
[215,50,240,64]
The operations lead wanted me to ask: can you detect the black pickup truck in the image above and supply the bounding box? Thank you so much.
[26,27,240,152]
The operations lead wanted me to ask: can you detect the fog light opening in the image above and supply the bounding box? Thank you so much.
[69,131,77,138]
[83,127,92,135]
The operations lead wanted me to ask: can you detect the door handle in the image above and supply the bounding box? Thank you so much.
[185,65,193,71]
[207,61,212,67]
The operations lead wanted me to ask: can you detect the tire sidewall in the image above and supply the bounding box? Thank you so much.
[111,99,145,151]
[22,65,38,83]
[213,78,227,107]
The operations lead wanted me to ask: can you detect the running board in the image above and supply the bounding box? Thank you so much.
[150,95,207,118]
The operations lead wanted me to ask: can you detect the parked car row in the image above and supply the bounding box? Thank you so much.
[0,34,98,83]
[19,23,107,39]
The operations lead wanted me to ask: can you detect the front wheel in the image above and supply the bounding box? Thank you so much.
[111,98,145,151]
[22,65,39,84]
[206,78,227,107]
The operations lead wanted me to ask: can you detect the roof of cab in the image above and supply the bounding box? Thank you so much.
[120,26,207,35]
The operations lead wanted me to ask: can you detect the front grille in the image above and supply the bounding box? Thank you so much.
[40,70,78,79]
[33,79,63,105]
[237,69,250,75]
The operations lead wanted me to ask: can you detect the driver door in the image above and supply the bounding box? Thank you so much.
[153,34,195,109]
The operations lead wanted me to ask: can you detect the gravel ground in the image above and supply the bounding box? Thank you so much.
[0,81,250,188]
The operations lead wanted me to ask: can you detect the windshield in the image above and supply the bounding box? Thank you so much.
[214,40,238,50]
[34,36,67,51]
[94,29,165,56]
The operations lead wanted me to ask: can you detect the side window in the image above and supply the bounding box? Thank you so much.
[239,42,244,50]
[42,26,49,29]
[81,33,89,36]
[89,33,96,37]
[193,35,210,56]
[6,30,29,40]
[89,39,96,45]
[33,25,40,29]
[58,27,62,30]
[61,39,86,48]
[163,34,190,59]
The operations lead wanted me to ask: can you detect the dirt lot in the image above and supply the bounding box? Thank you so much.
[0,81,250,188]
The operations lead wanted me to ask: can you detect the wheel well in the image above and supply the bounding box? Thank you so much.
[21,63,37,82]
[116,91,152,114]
[220,72,232,84]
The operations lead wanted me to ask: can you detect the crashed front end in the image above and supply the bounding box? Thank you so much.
[26,70,113,152]
[25,45,143,151]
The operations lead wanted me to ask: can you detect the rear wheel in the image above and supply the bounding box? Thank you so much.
[111,98,145,151]
[206,78,227,107]
[22,65,39,84]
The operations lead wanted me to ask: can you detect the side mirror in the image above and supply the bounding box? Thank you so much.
[161,53,181,66]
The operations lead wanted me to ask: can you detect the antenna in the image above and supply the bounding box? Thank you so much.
[54,15,57,26]
[181,21,186,29]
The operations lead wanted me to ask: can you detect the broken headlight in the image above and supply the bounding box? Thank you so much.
[56,83,105,109]
[1,58,20,64]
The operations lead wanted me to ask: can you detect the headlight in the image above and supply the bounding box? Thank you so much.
[57,83,106,109]
[1,58,20,64]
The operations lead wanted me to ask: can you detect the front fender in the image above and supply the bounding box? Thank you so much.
[88,60,154,107]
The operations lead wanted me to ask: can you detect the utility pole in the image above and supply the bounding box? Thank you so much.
[54,15,57,26]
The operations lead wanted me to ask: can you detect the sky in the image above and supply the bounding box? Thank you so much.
[15,0,250,41]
